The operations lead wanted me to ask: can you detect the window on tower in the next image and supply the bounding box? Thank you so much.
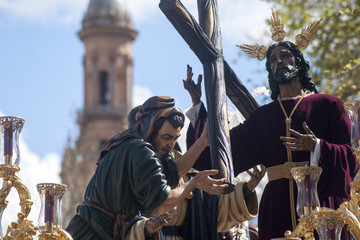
[99,71,110,105]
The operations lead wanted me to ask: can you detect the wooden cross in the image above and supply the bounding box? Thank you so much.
[160,0,259,188]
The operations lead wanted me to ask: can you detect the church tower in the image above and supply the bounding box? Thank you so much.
[61,0,137,225]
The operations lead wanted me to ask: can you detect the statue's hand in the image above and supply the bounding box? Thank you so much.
[144,213,171,236]
[183,64,202,106]
[194,169,228,195]
[280,122,317,152]
[247,164,266,191]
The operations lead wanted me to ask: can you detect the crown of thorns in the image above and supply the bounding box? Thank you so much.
[237,9,322,61]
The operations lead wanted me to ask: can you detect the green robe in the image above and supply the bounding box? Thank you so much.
[66,138,180,240]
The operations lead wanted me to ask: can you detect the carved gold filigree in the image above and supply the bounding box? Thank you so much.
[285,215,316,240]
[236,44,267,61]
[295,19,322,48]
[290,166,322,183]
[270,9,286,42]
[0,117,25,134]
[37,228,73,240]
[37,183,68,198]
[312,209,344,230]
[3,213,36,240]
[237,9,321,61]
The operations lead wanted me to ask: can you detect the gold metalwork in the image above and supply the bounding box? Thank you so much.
[3,213,37,240]
[313,208,344,229]
[285,152,360,239]
[38,228,73,240]
[0,116,73,240]
[37,183,68,198]
[236,44,267,61]
[295,19,322,49]
[290,166,322,183]
[0,116,25,134]
[270,9,286,42]
[237,9,321,61]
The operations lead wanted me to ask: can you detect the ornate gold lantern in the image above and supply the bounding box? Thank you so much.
[0,116,73,240]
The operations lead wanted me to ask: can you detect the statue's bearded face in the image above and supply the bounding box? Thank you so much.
[269,46,299,84]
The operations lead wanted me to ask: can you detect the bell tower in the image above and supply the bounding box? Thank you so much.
[61,0,137,225]
[77,0,137,157]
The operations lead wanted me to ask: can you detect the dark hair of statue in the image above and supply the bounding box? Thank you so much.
[149,108,185,141]
[265,41,318,100]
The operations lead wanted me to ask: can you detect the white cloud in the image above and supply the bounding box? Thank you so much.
[132,85,154,107]
[251,86,270,99]
[219,0,272,43]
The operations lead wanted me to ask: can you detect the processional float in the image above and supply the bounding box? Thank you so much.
[273,100,360,240]
[0,116,72,240]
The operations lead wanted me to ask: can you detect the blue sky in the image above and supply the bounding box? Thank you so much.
[0,0,272,159]
[0,0,272,230]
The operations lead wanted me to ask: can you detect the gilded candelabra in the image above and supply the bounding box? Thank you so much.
[279,100,360,240]
[0,116,72,240]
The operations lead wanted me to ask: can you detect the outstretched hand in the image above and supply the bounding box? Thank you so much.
[280,122,317,152]
[246,164,266,191]
[183,64,202,106]
[194,169,228,195]
[145,213,172,236]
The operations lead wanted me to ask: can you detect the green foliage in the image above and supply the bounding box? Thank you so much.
[263,0,360,101]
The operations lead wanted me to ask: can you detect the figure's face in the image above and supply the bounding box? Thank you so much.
[269,46,299,84]
[151,120,181,157]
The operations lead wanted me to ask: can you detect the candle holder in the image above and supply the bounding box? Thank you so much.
[0,116,24,165]
[37,183,67,233]
[0,116,73,240]
[313,209,344,240]
[291,166,322,218]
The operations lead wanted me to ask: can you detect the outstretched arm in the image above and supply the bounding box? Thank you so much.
[175,119,209,178]
[156,169,227,215]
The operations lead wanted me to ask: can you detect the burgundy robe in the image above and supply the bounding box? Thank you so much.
[188,94,358,239]
[229,93,358,239]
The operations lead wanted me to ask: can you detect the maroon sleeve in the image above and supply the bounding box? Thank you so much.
[186,102,212,171]
[317,98,359,199]
[186,102,207,149]
[230,112,264,175]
